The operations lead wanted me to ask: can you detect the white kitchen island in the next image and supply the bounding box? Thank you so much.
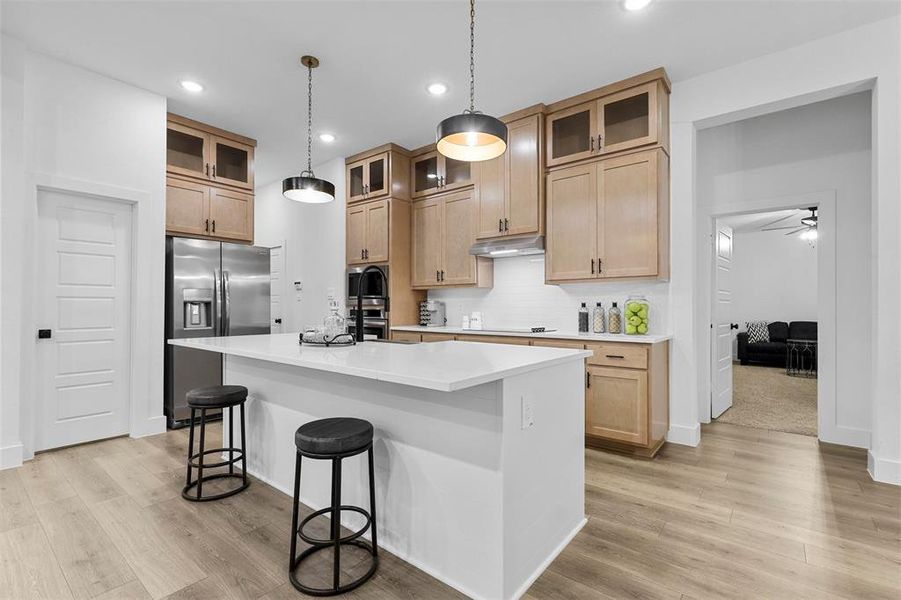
[168,333,590,600]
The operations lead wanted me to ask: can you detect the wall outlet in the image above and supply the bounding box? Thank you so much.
[521,396,534,430]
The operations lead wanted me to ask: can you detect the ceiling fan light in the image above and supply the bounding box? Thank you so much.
[436,112,507,162]
[282,175,335,204]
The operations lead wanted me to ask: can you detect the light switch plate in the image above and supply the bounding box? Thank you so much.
[521,396,534,430]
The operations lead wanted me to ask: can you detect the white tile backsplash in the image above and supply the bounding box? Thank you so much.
[428,255,670,333]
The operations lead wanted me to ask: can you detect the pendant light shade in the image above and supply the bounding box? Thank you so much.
[436,112,507,162]
[283,55,335,203]
[436,0,507,163]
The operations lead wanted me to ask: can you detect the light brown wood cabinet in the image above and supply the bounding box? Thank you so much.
[411,189,493,289]
[411,149,473,198]
[455,335,530,345]
[546,80,669,168]
[391,331,423,343]
[474,113,544,239]
[166,176,253,243]
[347,151,390,203]
[586,366,648,445]
[546,148,669,283]
[420,332,456,342]
[346,199,389,265]
[166,114,256,242]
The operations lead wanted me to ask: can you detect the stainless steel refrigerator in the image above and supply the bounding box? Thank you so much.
[165,237,271,428]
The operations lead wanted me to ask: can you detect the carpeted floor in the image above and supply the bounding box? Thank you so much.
[716,364,817,436]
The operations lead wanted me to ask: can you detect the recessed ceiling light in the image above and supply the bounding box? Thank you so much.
[623,0,653,11]
[427,82,448,96]
[179,80,204,93]
[319,133,336,143]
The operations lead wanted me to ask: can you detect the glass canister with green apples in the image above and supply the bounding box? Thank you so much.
[624,296,650,335]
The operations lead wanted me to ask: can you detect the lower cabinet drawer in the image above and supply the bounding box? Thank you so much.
[421,333,456,342]
[456,335,530,345]
[391,331,422,343]
[531,339,586,350]
[586,342,648,369]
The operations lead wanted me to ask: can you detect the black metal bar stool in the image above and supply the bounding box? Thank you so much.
[182,384,249,502]
[289,417,378,596]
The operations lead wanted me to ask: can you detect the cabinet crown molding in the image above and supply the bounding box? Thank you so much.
[167,112,257,147]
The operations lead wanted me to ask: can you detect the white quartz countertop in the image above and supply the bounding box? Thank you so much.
[391,326,672,344]
[169,333,591,392]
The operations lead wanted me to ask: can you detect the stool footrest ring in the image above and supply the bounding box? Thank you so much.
[297,506,371,546]
[289,540,378,597]
[182,472,249,502]
[187,447,244,469]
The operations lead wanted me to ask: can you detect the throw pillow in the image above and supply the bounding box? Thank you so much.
[746,321,770,344]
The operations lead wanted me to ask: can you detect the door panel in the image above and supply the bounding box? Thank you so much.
[166,177,209,236]
[347,159,367,202]
[36,190,132,450]
[221,243,270,336]
[546,164,597,281]
[209,186,253,241]
[211,136,253,190]
[346,205,367,265]
[712,222,734,418]
[411,199,442,287]
[586,366,648,445]
[505,114,541,236]
[546,102,596,167]
[441,191,477,285]
[412,151,441,198]
[167,122,210,180]
[598,82,658,155]
[365,200,389,263]
[474,155,505,239]
[598,150,658,278]
[366,153,389,198]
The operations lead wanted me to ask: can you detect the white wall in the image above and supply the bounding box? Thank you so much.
[254,157,346,332]
[670,16,899,483]
[429,256,669,334]
[0,40,167,466]
[730,229,818,335]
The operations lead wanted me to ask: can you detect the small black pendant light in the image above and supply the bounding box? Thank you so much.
[283,55,335,203]
[436,0,507,162]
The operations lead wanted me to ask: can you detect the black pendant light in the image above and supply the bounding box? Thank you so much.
[436,0,507,162]
[283,55,335,203]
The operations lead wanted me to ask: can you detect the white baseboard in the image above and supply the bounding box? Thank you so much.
[666,422,701,446]
[868,451,901,486]
[819,425,870,449]
[0,443,24,470]
[509,517,587,600]
[130,415,167,439]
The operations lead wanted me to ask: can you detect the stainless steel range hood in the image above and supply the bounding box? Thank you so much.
[469,234,545,258]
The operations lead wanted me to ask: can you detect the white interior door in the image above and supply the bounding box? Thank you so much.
[36,190,132,450]
[711,221,734,418]
[269,244,285,333]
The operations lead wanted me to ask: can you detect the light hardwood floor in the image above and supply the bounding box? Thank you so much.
[1,422,898,599]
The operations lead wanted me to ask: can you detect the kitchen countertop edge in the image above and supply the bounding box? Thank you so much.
[391,326,673,344]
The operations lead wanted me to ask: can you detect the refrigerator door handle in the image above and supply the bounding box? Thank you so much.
[214,268,223,336]
[223,270,231,336]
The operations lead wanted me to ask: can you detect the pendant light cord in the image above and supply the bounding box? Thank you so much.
[468,0,476,114]
[304,60,314,177]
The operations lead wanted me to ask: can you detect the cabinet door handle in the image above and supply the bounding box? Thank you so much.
[499,219,503,232]
[598,134,603,150]
[440,270,445,282]
[591,258,595,274]
[205,163,210,176]
[437,270,440,282]
[598,258,602,273]
[365,249,369,259]
[205,218,210,232]
[586,371,590,388]
[211,220,216,233]
[504,218,509,231]
[361,249,365,260]
[212,164,216,178]
[606,354,625,359]
[590,136,595,153]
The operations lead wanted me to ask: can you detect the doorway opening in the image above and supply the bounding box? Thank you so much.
[711,208,819,436]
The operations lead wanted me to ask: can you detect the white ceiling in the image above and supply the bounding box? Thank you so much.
[3,1,898,186]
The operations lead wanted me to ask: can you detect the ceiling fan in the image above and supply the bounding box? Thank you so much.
[761,207,818,240]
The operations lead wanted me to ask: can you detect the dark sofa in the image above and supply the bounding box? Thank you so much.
[737,321,817,367]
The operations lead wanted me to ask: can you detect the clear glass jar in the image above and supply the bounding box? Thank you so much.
[323,301,346,337]
[593,302,606,333]
[607,302,622,334]
[624,295,650,335]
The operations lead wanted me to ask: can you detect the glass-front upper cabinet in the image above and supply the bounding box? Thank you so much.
[412,150,472,198]
[347,152,390,203]
[546,102,597,168]
[211,136,254,191]
[167,122,210,179]
[597,82,659,156]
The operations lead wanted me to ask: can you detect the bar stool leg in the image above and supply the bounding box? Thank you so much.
[368,447,378,557]
[240,402,248,486]
[228,406,234,475]
[197,409,206,499]
[185,408,196,488]
[289,451,302,571]
[331,457,342,591]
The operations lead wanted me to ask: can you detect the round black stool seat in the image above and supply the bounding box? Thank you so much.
[186,385,247,408]
[295,417,373,456]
